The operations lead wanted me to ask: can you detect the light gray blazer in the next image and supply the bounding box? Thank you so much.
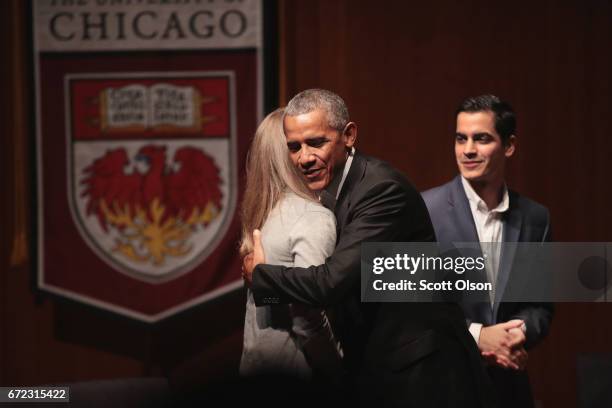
[240,191,340,379]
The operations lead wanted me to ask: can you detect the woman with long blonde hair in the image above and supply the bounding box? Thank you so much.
[239,108,342,380]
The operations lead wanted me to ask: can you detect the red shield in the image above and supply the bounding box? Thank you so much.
[70,72,236,281]
[39,71,243,321]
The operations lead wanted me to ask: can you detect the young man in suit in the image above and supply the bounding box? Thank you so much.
[422,95,553,408]
[243,89,495,407]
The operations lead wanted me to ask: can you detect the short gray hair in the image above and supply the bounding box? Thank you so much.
[285,89,349,131]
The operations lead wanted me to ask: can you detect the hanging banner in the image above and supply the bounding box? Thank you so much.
[33,0,264,322]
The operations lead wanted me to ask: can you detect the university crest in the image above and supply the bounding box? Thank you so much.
[67,72,237,283]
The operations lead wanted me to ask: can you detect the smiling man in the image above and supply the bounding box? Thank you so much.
[284,97,355,194]
[243,89,495,407]
[422,95,553,408]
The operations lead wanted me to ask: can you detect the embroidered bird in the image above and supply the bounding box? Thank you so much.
[80,144,223,265]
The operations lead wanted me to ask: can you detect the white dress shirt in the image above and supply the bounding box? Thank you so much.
[460,176,509,344]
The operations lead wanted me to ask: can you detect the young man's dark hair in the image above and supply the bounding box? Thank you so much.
[456,94,516,144]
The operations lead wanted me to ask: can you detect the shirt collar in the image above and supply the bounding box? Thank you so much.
[336,147,355,199]
[461,176,509,214]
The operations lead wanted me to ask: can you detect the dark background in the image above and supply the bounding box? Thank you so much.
[2,1,612,407]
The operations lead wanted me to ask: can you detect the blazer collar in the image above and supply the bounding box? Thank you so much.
[495,191,523,307]
[336,150,366,208]
[321,150,367,216]
[448,175,480,242]
[503,190,522,243]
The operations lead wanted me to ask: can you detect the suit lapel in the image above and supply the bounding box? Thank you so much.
[448,176,480,243]
[494,194,523,310]
[319,189,336,212]
[334,151,367,229]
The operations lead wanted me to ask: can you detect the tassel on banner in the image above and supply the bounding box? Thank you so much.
[8,123,28,267]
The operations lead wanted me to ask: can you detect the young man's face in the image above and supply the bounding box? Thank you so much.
[284,109,356,191]
[455,111,515,185]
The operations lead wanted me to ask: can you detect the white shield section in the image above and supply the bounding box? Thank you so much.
[65,71,237,284]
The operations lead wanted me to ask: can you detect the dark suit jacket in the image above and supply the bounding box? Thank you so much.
[252,152,495,407]
[422,175,554,408]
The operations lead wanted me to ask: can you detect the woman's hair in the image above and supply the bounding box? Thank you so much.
[239,108,315,257]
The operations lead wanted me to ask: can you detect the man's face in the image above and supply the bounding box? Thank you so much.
[455,111,515,185]
[284,109,356,191]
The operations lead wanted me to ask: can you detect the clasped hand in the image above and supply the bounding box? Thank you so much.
[479,319,528,370]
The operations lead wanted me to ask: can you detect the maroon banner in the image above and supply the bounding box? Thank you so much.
[33,1,262,321]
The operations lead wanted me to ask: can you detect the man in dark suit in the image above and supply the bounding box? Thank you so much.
[244,89,494,407]
[422,95,553,408]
